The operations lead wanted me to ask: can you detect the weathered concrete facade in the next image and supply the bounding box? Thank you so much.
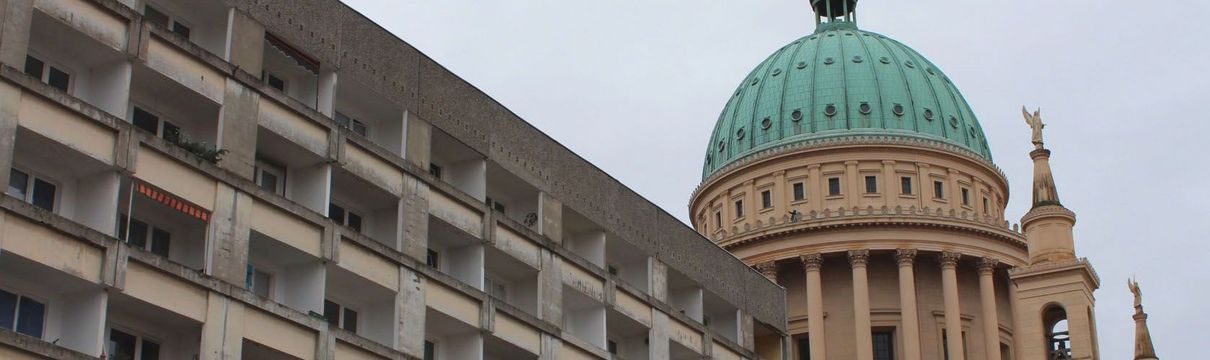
[0,0,786,359]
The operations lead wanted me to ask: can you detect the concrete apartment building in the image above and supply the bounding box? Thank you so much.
[0,0,787,359]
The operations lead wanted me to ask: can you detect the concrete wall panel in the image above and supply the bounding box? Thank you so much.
[338,240,399,292]
[560,260,603,301]
[428,189,481,236]
[146,37,225,103]
[243,308,317,360]
[713,341,742,360]
[32,0,126,51]
[334,341,387,360]
[614,290,652,327]
[558,342,595,360]
[493,312,541,355]
[424,281,480,328]
[133,146,216,210]
[250,200,323,257]
[668,317,702,354]
[493,224,540,268]
[124,261,208,322]
[343,141,402,194]
[17,92,115,165]
[0,213,103,282]
[257,99,329,156]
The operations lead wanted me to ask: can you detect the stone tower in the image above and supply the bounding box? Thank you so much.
[1008,112,1102,359]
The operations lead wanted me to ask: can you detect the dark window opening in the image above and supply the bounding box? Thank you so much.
[22,55,44,79]
[961,188,971,206]
[0,289,45,337]
[424,340,435,360]
[901,177,913,195]
[761,190,772,209]
[265,72,286,91]
[426,249,439,268]
[714,211,721,228]
[428,163,443,179]
[734,200,744,218]
[933,181,945,199]
[873,330,894,360]
[47,67,70,92]
[864,175,878,194]
[793,182,805,201]
[828,177,841,196]
[983,198,990,213]
[797,336,811,360]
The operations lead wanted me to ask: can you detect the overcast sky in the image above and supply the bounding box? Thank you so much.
[344,0,1206,357]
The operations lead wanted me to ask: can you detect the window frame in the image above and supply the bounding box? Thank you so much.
[254,159,287,196]
[23,53,73,93]
[264,71,287,92]
[246,263,274,299]
[323,299,360,333]
[933,180,945,200]
[119,215,172,258]
[733,198,744,219]
[864,175,879,194]
[143,3,193,40]
[107,324,165,360]
[900,176,914,196]
[792,181,806,202]
[328,202,364,233]
[7,167,58,212]
[960,187,971,207]
[827,177,842,197]
[760,189,773,210]
[484,273,511,302]
[0,286,47,338]
[130,104,183,142]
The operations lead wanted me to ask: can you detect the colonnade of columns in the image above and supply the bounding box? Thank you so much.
[755,250,1009,360]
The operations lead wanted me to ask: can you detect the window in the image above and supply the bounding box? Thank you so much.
[792,182,805,201]
[118,216,172,258]
[108,328,161,360]
[961,187,971,206]
[487,198,506,213]
[255,160,286,196]
[0,289,45,337]
[23,55,70,92]
[7,168,56,211]
[132,106,182,143]
[760,190,772,209]
[872,330,894,360]
[983,198,990,213]
[426,249,439,268]
[796,336,811,360]
[143,5,190,39]
[323,300,358,333]
[608,340,618,355]
[901,177,913,195]
[264,71,286,91]
[245,265,272,298]
[734,199,744,218]
[428,163,443,180]
[865,175,878,194]
[607,265,618,276]
[933,181,945,199]
[335,111,368,137]
[827,177,841,196]
[423,340,435,360]
[941,330,968,360]
[328,203,363,232]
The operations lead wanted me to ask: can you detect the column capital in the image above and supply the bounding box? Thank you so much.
[800,253,824,271]
[882,160,897,165]
[753,261,778,281]
[977,257,999,275]
[845,160,860,166]
[947,168,960,175]
[939,251,962,269]
[895,249,918,266]
[848,249,870,268]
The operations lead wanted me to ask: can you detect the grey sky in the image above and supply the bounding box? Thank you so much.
[344,0,1207,357]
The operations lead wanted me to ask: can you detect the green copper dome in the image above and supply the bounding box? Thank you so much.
[702,20,992,180]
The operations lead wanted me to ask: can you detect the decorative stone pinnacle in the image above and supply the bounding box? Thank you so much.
[939,251,962,268]
[753,261,778,281]
[977,257,999,274]
[848,250,870,267]
[895,249,918,266]
[800,253,824,271]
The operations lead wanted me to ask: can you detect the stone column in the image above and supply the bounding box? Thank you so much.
[896,249,922,360]
[849,250,873,360]
[1007,273,1022,360]
[978,258,1002,360]
[940,251,965,360]
[754,261,778,283]
[800,253,827,360]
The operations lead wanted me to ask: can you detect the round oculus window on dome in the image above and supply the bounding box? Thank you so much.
[879,57,891,64]
[852,56,864,63]
[905,61,916,68]
[771,68,782,76]
[859,102,872,115]
[968,126,978,137]
[750,77,760,86]
[949,116,959,128]
[791,109,803,122]
[717,140,725,151]
[824,57,835,65]
[892,104,905,116]
[923,108,935,120]
[796,61,808,69]
[927,68,936,75]
[736,128,745,140]
[824,104,838,117]
[761,117,772,129]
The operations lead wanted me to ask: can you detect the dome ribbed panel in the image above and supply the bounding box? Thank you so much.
[702,27,994,180]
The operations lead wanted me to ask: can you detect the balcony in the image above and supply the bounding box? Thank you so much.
[563,207,605,268]
[667,269,703,323]
[105,291,204,359]
[486,163,538,229]
[334,78,404,156]
[703,290,740,344]
[427,217,484,289]
[9,127,120,235]
[324,264,395,347]
[27,8,130,117]
[140,0,229,57]
[425,309,482,360]
[329,169,401,249]
[607,306,650,360]
[247,231,325,315]
[0,253,106,356]
[607,236,650,295]
[483,247,538,316]
[254,126,330,214]
[430,128,486,201]
[117,178,209,270]
[129,62,221,150]
[562,285,606,352]
[262,33,320,110]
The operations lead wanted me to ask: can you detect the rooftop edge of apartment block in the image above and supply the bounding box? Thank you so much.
[0,0,786,359]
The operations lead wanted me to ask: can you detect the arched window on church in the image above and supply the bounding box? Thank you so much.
[1044,306,1071,360]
